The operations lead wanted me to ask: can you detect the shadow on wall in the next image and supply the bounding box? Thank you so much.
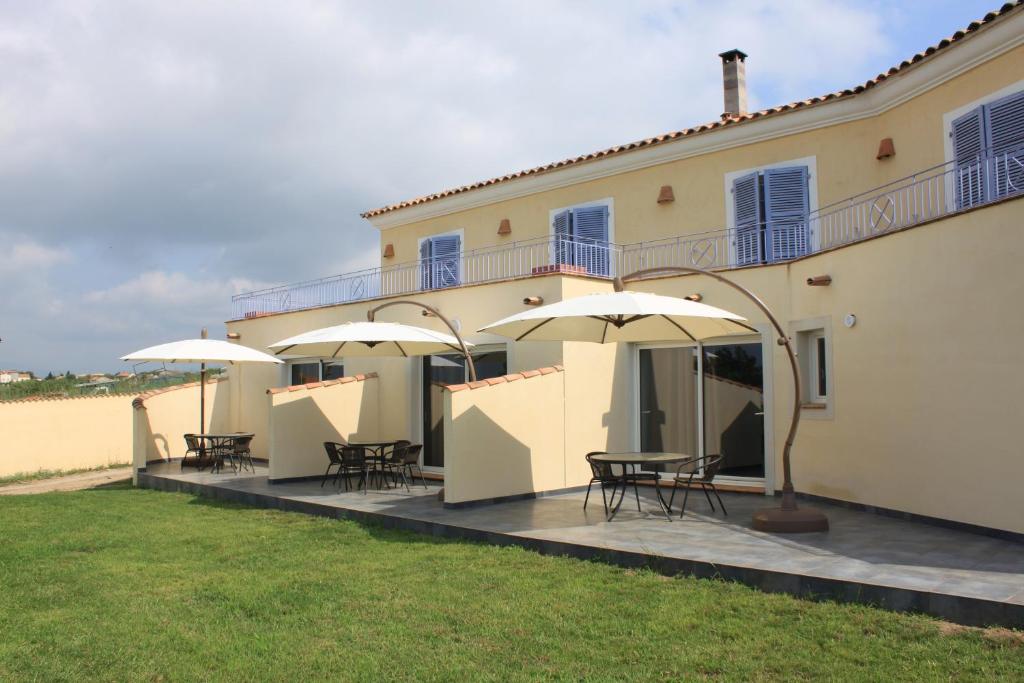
[144,382,231,462]
[267,383,380,481]
[445,404,535,505]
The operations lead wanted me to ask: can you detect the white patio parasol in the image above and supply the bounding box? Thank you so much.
[478,290,757,343]
[268,321,474,359]
[121,334,282,434]
[480,267,828,533]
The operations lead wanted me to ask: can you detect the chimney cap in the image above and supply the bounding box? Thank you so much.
[718,49,748,63]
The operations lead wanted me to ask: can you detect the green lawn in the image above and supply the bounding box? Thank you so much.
[0,485,1019,682]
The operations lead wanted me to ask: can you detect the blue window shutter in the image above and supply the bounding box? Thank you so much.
[552,209,571,266]
[571,205,610,276]
[951,107,986,207]
[419,238,433,289]
[983,90,1024,200]
[763,166,809,262]
[732,171,761,265]
[430,234,461,288]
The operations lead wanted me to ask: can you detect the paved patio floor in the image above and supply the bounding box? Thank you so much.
[139,462,1024,628]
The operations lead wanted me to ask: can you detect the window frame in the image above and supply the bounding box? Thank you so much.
[724,156,818,261]
[790,316,834,420]
[284,359,345,387]
[417,228,465,290]
[548,197,615,244]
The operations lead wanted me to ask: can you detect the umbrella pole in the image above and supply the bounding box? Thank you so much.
[617,267,828,533]
[200,328,207,435]
[366,301,476,381]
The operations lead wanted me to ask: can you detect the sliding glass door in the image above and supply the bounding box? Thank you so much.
[421,347,507,470]
[638,340,766,483]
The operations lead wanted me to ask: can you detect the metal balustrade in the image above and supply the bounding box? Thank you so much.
[232,144,1024,320]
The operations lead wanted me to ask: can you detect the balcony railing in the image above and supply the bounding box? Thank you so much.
[232,143,1024,320]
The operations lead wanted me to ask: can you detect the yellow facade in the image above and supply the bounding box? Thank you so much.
[192,12,1024,534]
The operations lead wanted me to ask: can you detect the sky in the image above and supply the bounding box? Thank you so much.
[0,0,1004,374]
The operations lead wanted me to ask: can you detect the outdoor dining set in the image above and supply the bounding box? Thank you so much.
[181,433,257,474]
[321,440,429,493]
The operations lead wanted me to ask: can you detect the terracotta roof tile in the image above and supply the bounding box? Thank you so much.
[445,366,564,392]
[133,378,226,410]
[361,2,1021,219]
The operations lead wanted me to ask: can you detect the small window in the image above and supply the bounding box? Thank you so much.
[419,232,462,290]
[809,333,827,402]
[551,200,612,276]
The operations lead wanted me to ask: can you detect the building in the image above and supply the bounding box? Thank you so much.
[0,371,31,384]
[151,4,1023,536]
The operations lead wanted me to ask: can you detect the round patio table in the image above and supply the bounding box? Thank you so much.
[196,433,256,474]
[348,441,402,489]
[588,452,694,522]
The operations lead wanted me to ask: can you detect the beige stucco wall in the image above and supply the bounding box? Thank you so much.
[132,380,231,470]
[375,42,1024,262]
[444,368,570,504]
[267,376,379,481]
[0,395,134,477]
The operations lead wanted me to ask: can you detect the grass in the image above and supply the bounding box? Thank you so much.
[0,485,1020,682]
[0,463,129,487]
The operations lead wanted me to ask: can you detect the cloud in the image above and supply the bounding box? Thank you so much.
[0,0,981,373]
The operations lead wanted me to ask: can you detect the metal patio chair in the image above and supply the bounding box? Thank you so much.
[321,442,345,487]
[384,443,427,491]
[337,445,369,494]
[584,451,639,514]
[232,434,256,473]
[182,434,203,470]
[667,453,727,518]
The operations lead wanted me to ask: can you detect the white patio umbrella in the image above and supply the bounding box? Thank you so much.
[121,336,282,433]
[268,321,474,359]
[478,290,757,343]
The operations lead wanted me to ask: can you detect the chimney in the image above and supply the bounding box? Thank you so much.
[718,49,748,118]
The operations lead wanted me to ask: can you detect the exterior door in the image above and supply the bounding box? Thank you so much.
[421,348,507,470]
[638,341,766,483]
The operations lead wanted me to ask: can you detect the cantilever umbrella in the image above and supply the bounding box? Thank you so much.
[268,321,474,358]
[478,290,756,343]
[121,338,282,433]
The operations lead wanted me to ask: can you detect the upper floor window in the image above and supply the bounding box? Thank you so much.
[730,165,811,266]
[550,199,612,276]
[949,88,1024,208]
[419,231,462,290]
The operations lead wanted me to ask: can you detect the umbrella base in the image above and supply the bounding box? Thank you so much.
[752,505,829,533]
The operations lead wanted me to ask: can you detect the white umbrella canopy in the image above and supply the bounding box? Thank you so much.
[478,290,756,343]
[121,339,284,365]
[268,321,474,358]
[121,337,282,436]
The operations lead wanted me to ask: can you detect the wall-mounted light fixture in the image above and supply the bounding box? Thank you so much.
[657,185,675,204]
[523,296,544,306]
[421,309,437,317]
[383,243,395,258]
[876,137,895,160]
[497,218,512,236]
[684,293,703,302]
[806,275,832,286]
[226,332,241,340]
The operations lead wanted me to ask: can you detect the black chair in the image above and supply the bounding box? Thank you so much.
[378,440,412,489]
[384,443,427,491]
[182,434,202,470]
[667,453,727,518]
[210,437,238,474]
[322,442,345,487]
[583,452,644,514]
[337,445,369,493]
[232,435,256,473]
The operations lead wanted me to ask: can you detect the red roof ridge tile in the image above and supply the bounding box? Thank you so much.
[361,2,1021,219]
[444,365,564,392]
